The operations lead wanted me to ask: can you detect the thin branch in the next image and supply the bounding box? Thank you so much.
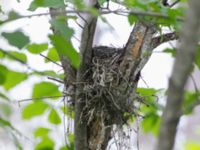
[190,75,198,92]
[0,49,26,64]
[39,53,62,67]
[47,76,64,84]
[1,8,184,25]
[75,20,84,29]
[170,0,181,7]
[0,49,48,76]
[18,95,65,103]
[151,32,179,49]
[62,96,68,147]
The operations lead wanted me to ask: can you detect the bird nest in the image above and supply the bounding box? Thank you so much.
[79,46,145,126]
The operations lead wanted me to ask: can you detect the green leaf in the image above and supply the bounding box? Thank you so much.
[183,91,200,114]
[22,101,49,119]
[59,146,67,150]
[60,134,74,150]
[60,106,74,119]
[34,127,50,138]
[137,88,160,102]
[0,65,8,85]
[32,82,61,99]
[48,109,61,125]
[7,51,27,63]
[163,48,176,57]
[0,117,12,127]
[185,141,200,150]
[50,18,74,41]
[26,43,48,54]
[3,70,28,90]
[8,10,20,21]
[45,47,60,62]
[31,70,61,79]
[195,47,200,69]
[0,50,5,58]
[98,0,107,5]
[137,88,158,96]
[0,103,12,117]
[29,0,65,11]
[0,11,21,25]
[41,70,60,77]
[128,14,137,25]
[2,31,30,49]
[34,136,54,150]
[141,112,161,136]
[69,133,74,144]
[49,34,80,69]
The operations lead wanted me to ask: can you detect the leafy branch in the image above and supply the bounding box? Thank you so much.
[1,8,183,25]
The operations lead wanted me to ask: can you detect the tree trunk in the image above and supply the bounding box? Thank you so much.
[156,0,200,149]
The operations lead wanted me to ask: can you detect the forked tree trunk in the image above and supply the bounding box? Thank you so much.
[49,1,179,150]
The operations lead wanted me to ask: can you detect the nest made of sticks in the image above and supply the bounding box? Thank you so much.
[78,46,145,126]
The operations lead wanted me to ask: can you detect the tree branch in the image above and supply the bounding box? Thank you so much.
[120,22,156,83]
[74,1,98,150]
[156,0,200,149]
[170,0,181,7]
[151,32,179,49]
[0,49,50,76]
[162,0,169,6]
[1,7,183,25]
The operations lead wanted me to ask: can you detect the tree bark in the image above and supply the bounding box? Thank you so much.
[156,0,200,150]
[74,1,98,150]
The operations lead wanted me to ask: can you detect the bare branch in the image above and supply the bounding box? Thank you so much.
[39,53,62,67]
[47,76,64,84]
[170,0,181,7]
[17,95,65,103]
[151,32,179,49]
[156,0,200,149]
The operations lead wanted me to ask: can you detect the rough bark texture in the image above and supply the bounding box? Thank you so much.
[156,0,200,150]
[75,1,98,150]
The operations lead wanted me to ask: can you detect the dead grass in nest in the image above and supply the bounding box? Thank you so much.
[80,51,146,126]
